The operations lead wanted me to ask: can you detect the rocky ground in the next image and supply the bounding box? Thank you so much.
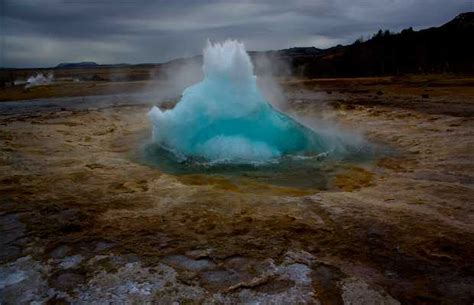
[0,76,473,304]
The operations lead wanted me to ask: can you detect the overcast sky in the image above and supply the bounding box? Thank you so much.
[1,0,472,68]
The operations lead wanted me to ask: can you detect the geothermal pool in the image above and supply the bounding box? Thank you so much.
[145,40,373,185]
[144,40,376,188]
[139,142,377,190]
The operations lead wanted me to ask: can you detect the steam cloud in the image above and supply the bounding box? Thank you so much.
[25,73,54,88]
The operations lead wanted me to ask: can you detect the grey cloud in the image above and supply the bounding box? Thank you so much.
[1,0,472,67]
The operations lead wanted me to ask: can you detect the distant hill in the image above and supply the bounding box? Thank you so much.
[287,12,474,77]
[248,47,324,58]
[56,62,99,69]
[154,13,474,78]
[2,12,472,86]
[52,12,474,78]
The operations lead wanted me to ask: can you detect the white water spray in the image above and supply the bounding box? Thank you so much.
[148,40,337,164]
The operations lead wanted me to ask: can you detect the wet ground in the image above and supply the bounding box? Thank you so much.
[0,76,473,304]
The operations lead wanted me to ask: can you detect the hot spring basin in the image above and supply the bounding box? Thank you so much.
[142,40,385,190]
[138,141,379,191]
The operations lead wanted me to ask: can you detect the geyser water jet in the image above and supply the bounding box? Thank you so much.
[148,40,340,164]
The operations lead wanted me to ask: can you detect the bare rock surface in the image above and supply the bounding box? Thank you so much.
[1,77,473,304]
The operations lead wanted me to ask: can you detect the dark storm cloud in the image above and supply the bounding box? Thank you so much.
[1,0,472,67]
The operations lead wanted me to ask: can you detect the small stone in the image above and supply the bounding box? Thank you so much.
[59,255,84,269]
[50,245,72,259]
[185,249,213,259]
[0,245,22,262]
[0,214,25,245]
[162,255,215,272]
[94,241,115,252]
[341,278,400,305]
[284,250,315,266]
[51,272,85,290]
[200,269,241,290]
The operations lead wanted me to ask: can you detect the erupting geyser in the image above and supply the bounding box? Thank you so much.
[148,40,337,164]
